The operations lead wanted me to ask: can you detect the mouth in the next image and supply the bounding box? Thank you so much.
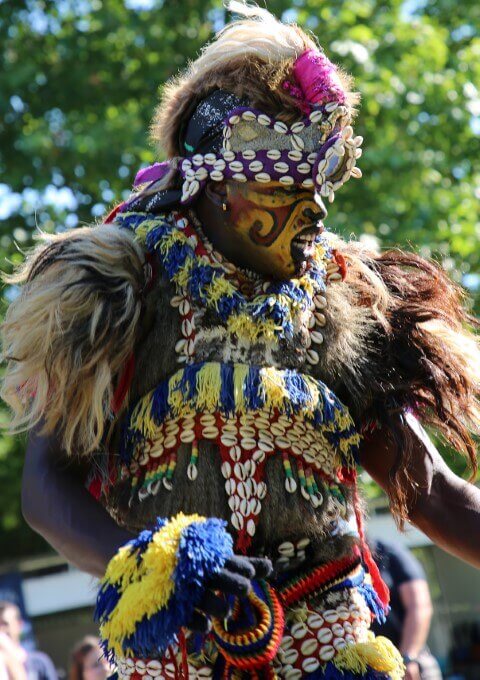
[291,223,324,264]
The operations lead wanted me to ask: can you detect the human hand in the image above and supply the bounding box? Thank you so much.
[404,661,421,680]
[189,555,273,633]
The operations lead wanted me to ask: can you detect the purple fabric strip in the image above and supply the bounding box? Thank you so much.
[134,161,171,187]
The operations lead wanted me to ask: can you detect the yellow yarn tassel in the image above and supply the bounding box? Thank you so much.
[334,634,405,680]
[261,366,290,410]
[233,364,249,410]
[196,363,222,411]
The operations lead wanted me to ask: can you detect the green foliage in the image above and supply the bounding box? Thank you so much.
[0,0,478,558]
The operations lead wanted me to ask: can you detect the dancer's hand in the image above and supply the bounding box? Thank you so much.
[188,555,273,633]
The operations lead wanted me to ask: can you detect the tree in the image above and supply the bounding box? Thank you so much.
[0,0,478,558]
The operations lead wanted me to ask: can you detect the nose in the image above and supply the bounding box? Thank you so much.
[304,200,328,224]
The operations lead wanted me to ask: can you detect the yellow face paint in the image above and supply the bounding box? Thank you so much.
[228,182,325,279]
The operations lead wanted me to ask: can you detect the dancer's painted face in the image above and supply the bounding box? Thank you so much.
[226,181,327,279]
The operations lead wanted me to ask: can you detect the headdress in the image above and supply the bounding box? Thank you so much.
[121,3,362,215]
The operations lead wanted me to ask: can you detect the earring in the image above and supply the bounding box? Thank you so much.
[222,201,228,212]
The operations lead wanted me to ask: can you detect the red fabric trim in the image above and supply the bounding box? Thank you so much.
[111,352,136,415]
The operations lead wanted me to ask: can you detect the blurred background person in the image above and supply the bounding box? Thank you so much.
[371,539,442,680]
[68,637,110,680]
[0,603,57,680]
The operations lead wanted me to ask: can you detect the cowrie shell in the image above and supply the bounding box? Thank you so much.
[302,177,314,188]
[244,459,256,476]
[197,668,212,678]
[255,172,271,183]
[311,330,324,344]
[291,121,305,133]
[317,628,333,644]
[214,158,226,171]
[279,175,294,185]
[229,160,244,172]
[220,435,237,447]
[195,167,208,180]
[250,498,261,515]
[297,162,311,174]
[266,149,281,160]
[332,623,345,637]
[257,481,267,499]
[343,622,353,634]
[163,435,177,449]
[204,153,216,164]
[175,338,186,353]
[319,644,335,661]
[288,150,303,161]
[241,437,256,450]
[333,637,347,650]
[221,461,232,478]
[257,113,271,126]
[210,170,224,182]
[291,622,308,639]
[234,462,246,481]
[309,110,323,123]
[242,149,256,159]
[280,635,294,651]
[258,440,274,453]
[229,445,242,462]
[231,512,244,531]
[323,609,339,624]
[301,638,319,655]
[229,114,240,124]
[274,161,289,173]
[252,449,266,463]
[337,606,350,620]
[249,160,263,172]
[345,633,356,644]
[274,120,288,133]
[225,478,236,494]
[240,425,255,437]
[307,612,323,629]
[291,134,305,150]
[246,519,256,536]
[187,463,198,481]
[285,477,297,493]
[222,150,235,161]
[307,349,320,364]
[275,436,290,449]
[282,648,298,664]
[202,426,219,438]
[302,657,320,673]
[228,495,240,511]
[284,670,302,680]
[242,110,257,121]
[278,541,295,557]
[232,172,247,182]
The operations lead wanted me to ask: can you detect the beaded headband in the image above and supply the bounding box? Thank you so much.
[122,50,362,214]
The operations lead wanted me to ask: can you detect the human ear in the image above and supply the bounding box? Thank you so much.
[205,181,228,208]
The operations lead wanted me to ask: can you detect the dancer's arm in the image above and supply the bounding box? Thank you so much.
[360,412,480,569]
[22,429,133,578]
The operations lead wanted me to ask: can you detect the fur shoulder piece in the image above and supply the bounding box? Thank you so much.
[1,224,146,456]
[342,241,480,474]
